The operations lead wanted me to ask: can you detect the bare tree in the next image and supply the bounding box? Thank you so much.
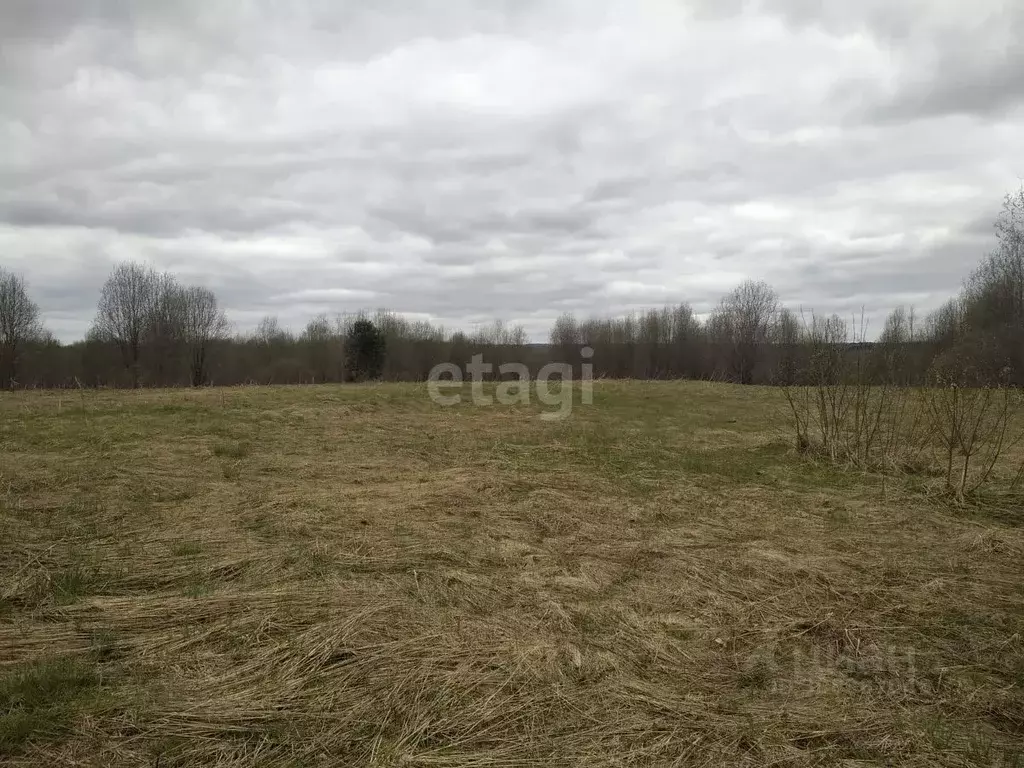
[872,306,920,384]
[923,298,964,347]
[247,315,297,383]
[958,187,1024,378]
[146,272,186,385]
[636,308,669,378]
[180,286,229,386]
[0,268,42,388]
[995,184,1024,267]
[669,303,702,341]
[549,312,583,369]
[707,280,780,383]
[254,315,292,345]
[472,319,528,346]
[302,313,333,343]
[550,312,581,346]
[547,304,708,380]
[771,307,801,385]
[879,306,916,344]
[301,313,336,383]
[92,262,161,387]
[668,303,703,378]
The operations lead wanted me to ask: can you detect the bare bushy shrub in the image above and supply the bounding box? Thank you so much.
[780,310,929,471]
[783,310,1024,504]
[922,349,1022,502]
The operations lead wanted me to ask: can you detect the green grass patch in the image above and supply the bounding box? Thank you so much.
[0,656,101,755]
[170,540,203,558]
[212,440,251,459]
[49,565,101,605]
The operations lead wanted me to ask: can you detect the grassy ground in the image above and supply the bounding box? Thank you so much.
[0,381,1022,767]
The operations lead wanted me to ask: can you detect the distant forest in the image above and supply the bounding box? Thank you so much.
[2,188,1022,389]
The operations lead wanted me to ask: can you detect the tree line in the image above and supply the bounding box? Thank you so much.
[2,188,1022,389]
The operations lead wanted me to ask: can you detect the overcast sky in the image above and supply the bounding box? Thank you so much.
[2,0,1022,342]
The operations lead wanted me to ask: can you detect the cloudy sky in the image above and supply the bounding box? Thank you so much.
[2,0,1022,342]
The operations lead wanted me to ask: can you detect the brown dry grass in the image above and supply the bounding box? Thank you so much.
[1,381,1022,766]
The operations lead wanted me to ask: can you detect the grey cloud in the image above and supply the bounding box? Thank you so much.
[771,229,994,311]
[0,197,316,238]
[870,50,1024,121]
[743,0,1024,121]
[0,0,133,41]
[1,0,1021,342]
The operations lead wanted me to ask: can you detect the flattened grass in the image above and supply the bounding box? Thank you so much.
[0,381,1021,766]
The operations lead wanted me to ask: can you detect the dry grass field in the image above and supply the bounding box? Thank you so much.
[1,381,1022,766]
